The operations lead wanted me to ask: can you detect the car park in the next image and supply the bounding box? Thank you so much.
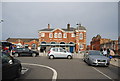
[48,47,73,59]
[83,50,110,67]
[2,52,22,80]
[11,48,39,57]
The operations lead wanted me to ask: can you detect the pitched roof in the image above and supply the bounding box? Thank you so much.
[39,27,75,32]
[6,38,39,42]
[76,26,86,30]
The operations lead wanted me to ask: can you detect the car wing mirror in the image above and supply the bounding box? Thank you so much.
[64,51,67,53]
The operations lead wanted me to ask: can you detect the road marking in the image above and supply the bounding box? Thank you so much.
[21,67,29,74]
[22,63,57,81]
[92,67,114,81]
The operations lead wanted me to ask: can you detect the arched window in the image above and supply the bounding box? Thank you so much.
[58,33,62,38]
[41,42,46,44]
[49,33,53,38]
[54,33,58,38]
[51,42,56,44]
[80,44,84,49]
[79,33,83,40]
[60,42,65,44]
[63,33,67,38]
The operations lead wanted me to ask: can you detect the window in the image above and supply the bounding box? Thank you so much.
[32,44,36,48]
[71,33,75,37]
[58,33,62,38]
[49,33,53,38]
[2,53,12,63]
[79,33,83,40]
[59,48,64,52]
[52,48,58,52]
[54,33,58,38]
[63,33,67,38]
[80,44,84,49]
[41,33,45,37]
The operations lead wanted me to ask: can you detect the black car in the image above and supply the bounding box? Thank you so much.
[12,48,39,57]
[2,52,22,80]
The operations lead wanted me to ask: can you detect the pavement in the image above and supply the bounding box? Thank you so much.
[39,52,120,67]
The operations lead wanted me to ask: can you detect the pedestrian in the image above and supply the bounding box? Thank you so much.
[109,49,116,61]
[102,48,107,56]
[107,47,110,57]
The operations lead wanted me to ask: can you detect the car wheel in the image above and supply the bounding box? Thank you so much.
[14,53,19,57]
[49,55,54,59]
[32,53,36,57]
[16,66,21,78]
[67,55,72,59]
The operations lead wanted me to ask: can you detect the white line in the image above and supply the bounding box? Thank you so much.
[21,68,29,74]
[22,63,57,81]
[92,67,114,81]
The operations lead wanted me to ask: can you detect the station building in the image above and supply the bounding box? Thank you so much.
[38,24,87,53]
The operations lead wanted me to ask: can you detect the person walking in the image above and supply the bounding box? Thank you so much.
[102,48,107,56]
[109,49,116,61]
[107,47,110,57]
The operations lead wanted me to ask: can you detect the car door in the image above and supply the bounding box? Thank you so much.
[58,48,67,57]
[2,53,17,79]
[22,48,31,56]
[52,48,60,57]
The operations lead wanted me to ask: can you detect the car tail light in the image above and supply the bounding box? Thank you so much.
[48,51,51,54]
[12,50,16,52]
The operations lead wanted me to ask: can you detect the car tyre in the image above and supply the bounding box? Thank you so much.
[14,53,19,57]
[49,55,54,59]
[32,53,36,57]
[16,66,22,78]
[67,55,72,59]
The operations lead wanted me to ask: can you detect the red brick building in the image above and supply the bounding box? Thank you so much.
[38,24,87,53]
[90,35,111,50]
[90,35,118,54]
[6,38,39,49]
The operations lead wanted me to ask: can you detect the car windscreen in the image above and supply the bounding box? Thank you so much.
[89,51,103,56]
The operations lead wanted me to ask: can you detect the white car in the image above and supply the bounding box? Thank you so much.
[48,47,73,59]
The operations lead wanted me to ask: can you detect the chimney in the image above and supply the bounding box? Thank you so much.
[48,24,50,29]
[67,23,70,30]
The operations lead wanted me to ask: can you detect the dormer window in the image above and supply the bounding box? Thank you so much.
[58,33,62,38]
[54,33,58,38]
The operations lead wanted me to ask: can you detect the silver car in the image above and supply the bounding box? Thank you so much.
[83,50,110,67]
[48,47,73,59]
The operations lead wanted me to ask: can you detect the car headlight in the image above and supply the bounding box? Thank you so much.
[92,59,97,63]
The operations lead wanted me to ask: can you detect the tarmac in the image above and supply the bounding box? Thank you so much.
[39,52,120,67]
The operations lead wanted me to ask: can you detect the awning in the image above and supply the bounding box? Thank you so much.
[40,43,75,46]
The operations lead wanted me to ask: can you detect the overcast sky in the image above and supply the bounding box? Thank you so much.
[1,2,118,45]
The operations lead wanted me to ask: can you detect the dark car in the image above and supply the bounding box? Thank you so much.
[2,52,22,80]
[83,50,110,67]
[12,48,39,57]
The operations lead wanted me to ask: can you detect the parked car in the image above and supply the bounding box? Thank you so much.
[83,50,110,67]
[2,52,22,80]
[11,48,39,57]
[48,47,73,59]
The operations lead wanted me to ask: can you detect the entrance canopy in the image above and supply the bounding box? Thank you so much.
[40,43,75,46]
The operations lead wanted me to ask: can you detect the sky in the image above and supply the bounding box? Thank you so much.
[1,2,118,45]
